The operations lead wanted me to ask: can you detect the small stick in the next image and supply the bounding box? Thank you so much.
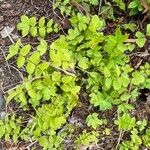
[0,47,12,74]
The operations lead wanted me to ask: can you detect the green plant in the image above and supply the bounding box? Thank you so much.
[123,23,137,32]
[128,0,143,15]
[135,31,146,48]
[113,0,125,10]
[86,113,107,129]
[17,15,58,38]
[1,10,150,149]
[115,113,136,131]
[75,130,99,149]
[142,129,150,148]
[0,114,21,143]
[146,23,150,36]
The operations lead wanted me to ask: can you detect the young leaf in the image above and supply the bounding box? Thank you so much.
[6,39,21,60]
[89,15,104,32]
[19,44,31,56]
[39,17,45,27]
[29,52,40,64]
[30,26,37,37]
[21,15,29,24]
[26,62,35,74]
[47,19,53,28]
[17,56,25,68]
[67,28,80,40]
[132,71,145,85]
[135,31,146,48]
[86,113,103,129]
[29,17,36,26]
[146,24,150,36]
[39,27,46,38]
[78,57,89,69]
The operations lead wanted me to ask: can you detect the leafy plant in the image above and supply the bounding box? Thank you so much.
[86,113,106,129]
[113,0,125,10]
[135,31,146,48]
[17,15,58,38]
[115,113,136,131]
[75,130,99,149]
[2,10,150,149]
[128,0,143,16]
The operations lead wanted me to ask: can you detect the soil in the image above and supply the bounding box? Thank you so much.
[0,0,150,150]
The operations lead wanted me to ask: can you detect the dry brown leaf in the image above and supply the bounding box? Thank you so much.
[140,0,150,13]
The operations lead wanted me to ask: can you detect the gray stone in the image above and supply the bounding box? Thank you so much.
[0,26,15,38]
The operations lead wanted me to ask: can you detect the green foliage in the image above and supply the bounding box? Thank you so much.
[135,31,146,48]
[123,23,137,32]
[0,114,21,143]
[142,129,150,148]
[86,113,106,129]
[113,0,125,10]
[115,113,136,131]
[75,130,99,149]
[128,0,143,16]
[146,23,150,36]
[101,3,115,20]
[17,15,58,38]
[2,9,150,149]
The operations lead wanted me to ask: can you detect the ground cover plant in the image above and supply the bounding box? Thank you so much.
[0,0,150,149]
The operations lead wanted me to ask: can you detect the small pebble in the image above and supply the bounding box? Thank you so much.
[0,16,4,23]
[0,111,6,120]
[1,3,12,9]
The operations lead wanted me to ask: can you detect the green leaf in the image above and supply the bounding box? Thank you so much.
[146,24,150,36]
[89,0,99,5]
[67,28,80,40]
[29,17,36,26]
[29,52,40,64]
[19,44,31,56]
[6,39,21,60]
[21,15,29,24]
[38,62,49,71]
[132,71,145,85]
[37,39,47,55]
[0,125,5,139]
[104,66,111,77]
[78,57,89,69]
[39,136,49,149]
[90,92,112,111]
[39,27,46,38]
[128,1,138,8]
[17,56,25,68]
[26,62,35,74]
[30,26,37,37]
[39,16,45,27]
[118,103,134,114]
[105,78,112,88]
[113,0,125,10]
[17,23,30,37]
[86,113,103,129]
[47,19,53,27]
[89,15,104,31]
[135,31,146,48]
[47,27,53,34]
[115,113,136,130]
[120,93,131,101]
[6,90,18,103]
[113,79,121,91]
